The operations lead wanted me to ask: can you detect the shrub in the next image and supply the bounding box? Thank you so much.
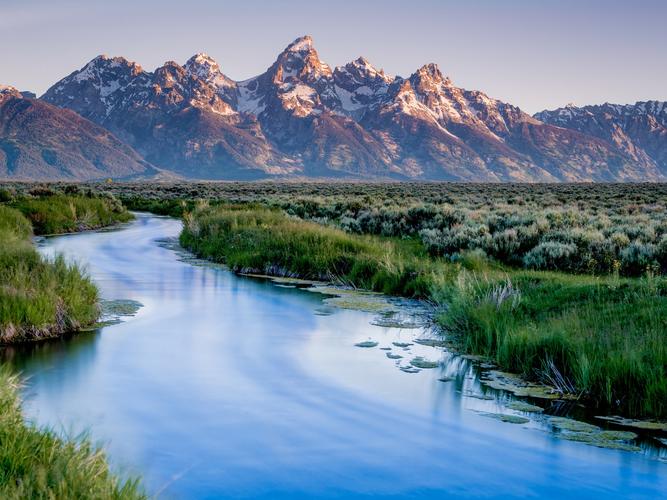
[523,242,578,271]
[620,242,658,276]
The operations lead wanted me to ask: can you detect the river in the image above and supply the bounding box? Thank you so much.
[4,213,667,498]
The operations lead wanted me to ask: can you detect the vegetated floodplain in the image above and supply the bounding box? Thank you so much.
[3,181,667,419]
[165,183,667,420]
[0,189,143,497]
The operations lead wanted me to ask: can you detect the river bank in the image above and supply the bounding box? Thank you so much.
[0,192,132,343]
[180,204,667,420]
[0,193,143,497]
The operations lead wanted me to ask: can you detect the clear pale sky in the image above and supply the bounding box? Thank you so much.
[2,0,665,113]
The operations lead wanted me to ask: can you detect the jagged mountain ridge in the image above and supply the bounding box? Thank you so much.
[535,102,667,176]
[37,36,664,181]
[0,86,153,180]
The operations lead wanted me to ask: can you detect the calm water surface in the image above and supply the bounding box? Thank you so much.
[5,214,667,498]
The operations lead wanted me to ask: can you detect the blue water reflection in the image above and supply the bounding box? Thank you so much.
[5,214,665,498]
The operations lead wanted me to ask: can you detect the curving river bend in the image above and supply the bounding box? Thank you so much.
[4,214,667,498]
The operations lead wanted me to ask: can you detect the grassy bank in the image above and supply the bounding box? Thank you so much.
[180,204,444,296]
[0,369,143,498]
[182,204,667,418]
[0,205,100,343]
[10,193,132,235]
[0,194,145,496]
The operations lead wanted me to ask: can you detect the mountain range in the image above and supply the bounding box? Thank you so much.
[2,36,666,181]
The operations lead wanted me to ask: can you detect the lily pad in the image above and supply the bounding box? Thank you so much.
[354,341,378,348]
[594,416,667,432]
[598,430,638,441]
[371,310,424,329]
[549,416,642,452]
[480,412,530,424]
[324,296,393,313]
[410,357,439,369]
[506,401,544,413]
[307,286,396,313]
[557,432,641,452]
[481,371,564,400]
[550,417,600,433]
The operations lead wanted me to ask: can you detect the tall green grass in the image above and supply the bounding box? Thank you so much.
[11,194,132,235]
[0,368,144,498]
[441,270,667,417]
[0,206,99,343]
[182,204,667,418]
[180,204,443,296]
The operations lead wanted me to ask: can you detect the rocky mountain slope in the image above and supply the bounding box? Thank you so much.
[25,36,667,181]
[0,86,153,180]
[536,102,667,177]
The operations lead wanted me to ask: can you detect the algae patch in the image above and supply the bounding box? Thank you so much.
[481,371,563,400]
[371,317,422,329]
[324,295,393,313]
[506,401,544,413]
[355,341,378,348]
[479,412,530,424]
[594,416,667,432]
[549,417,641,452]
[414,338,449,348]
[409,357,439,369]
[550,417,600,433]
[92,299,143,328]
[101,299,143,317]
[308,286,394,313]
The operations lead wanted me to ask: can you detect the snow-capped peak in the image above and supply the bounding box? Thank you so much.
[185,52,235,90]
[271,35,332,84]
[415,63,450,85]
[345,56,390,82]
[286,35,314,53]
[185,53,220,74]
